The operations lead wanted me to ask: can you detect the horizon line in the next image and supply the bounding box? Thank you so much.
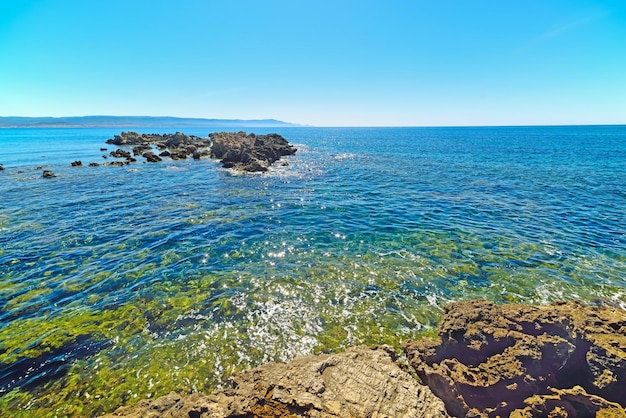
[0,115,624,129]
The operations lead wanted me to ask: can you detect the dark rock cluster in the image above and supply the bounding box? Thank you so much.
[209,132,297,172]
[209,131,297,172]
[106,131,210,163]
[104,300,626,418]
[96,131,295,172]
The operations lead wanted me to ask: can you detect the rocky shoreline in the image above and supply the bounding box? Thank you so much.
[103,300,626,417]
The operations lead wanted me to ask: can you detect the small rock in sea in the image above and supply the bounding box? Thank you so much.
[105,161,126,167]
[42,170,56,178]
[110,149,132,159]
[0,164,5,171]
[133,145,152,156]
[89,162,100,167]
[71,160,82,167]
[100,148,108,151]
[143,151,162,163]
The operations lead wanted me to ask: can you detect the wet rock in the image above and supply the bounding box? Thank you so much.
[103,345,449,418]
[403,300,626,417]
[42,170,56,178]
[132,145,152,156]
[142,151,162,163]
[169,150,188,160]
[0,164,5,170]
[209,131,296,172]
[71,160,82,167]
[110,149,132,159]
[89,162,100,167]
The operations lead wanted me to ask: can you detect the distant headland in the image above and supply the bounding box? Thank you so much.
[0,116,301,129]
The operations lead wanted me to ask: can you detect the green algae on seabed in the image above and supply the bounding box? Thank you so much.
[2,257,625,418]
[1,212,625,417]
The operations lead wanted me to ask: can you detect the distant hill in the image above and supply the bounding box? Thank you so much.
[0,116,301,128]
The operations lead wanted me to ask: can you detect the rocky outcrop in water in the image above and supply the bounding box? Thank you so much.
[209,131,297,172]
[100,131,295,172]
[103,345,449,418]
[403,300,626,417]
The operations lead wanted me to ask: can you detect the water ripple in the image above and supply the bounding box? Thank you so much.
[0,126,625,416]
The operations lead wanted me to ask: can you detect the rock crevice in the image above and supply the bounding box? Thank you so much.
[403,300,626,417]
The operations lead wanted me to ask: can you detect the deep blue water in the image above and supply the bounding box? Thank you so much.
[0,126,625,416]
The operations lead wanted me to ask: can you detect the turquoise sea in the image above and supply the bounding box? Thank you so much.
[1,126,625,416]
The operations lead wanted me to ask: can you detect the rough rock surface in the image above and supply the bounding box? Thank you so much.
[403,300,626,418]
[103,345,449,418]
[209,131,296,172]
[509,386,626,417]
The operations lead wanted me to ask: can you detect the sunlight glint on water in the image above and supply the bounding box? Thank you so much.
[0,126,625,416]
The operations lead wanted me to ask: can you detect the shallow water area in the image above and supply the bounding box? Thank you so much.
[0,126,625,416]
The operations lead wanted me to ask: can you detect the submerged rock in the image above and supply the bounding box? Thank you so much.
[71,160,82,167]
[42,170,56,178]
[403,300,626,417]
[103,345,449,418]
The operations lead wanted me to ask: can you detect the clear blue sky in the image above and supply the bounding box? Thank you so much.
[1,0,625,126]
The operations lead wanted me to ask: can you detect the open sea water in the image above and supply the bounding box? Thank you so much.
[0,126,625,416]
